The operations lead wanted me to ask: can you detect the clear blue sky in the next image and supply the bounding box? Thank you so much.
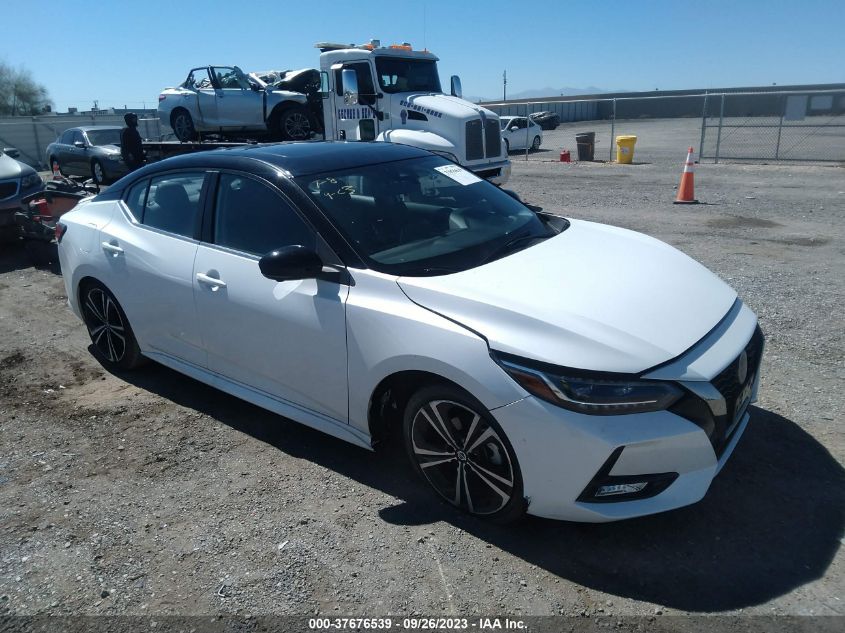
[4,0,844,111]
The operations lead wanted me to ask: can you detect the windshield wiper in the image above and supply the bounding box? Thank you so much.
[480,232,548,265]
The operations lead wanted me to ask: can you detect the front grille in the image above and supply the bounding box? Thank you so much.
[712,326,764,420]
[485,119,502,158]
[671,325,764,458]
[465,120,483,161]
[0,180,19,201]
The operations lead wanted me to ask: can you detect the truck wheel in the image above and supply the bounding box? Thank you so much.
[274,105,313,141]
[171,110,197,142]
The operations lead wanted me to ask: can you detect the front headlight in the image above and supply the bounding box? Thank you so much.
[20,173,42,188]
[106,154,122,161]
[494,353,682,415]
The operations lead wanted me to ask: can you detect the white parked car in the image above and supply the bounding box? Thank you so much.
[500,116,543,152]
[57,142,762,523]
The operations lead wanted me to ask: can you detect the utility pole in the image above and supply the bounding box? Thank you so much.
[503,70,507,101]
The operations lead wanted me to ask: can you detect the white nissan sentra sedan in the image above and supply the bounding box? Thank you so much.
[57,142,763,523]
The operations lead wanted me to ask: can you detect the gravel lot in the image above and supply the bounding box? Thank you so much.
[0,152,843,620]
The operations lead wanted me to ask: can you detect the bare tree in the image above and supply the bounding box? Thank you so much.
[0,62,52,116]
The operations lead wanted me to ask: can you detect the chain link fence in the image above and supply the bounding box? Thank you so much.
[483,89,845,165]
[0,112,170,169]
[2,90,842,169]
[700,89,845,162]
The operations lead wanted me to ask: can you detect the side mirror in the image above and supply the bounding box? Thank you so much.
[73,141,86,148]
[450,75,462,99]
[259,245,323,281]
[509,126,518,132]
[341,69,359,105]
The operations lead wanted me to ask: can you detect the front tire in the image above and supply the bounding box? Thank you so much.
[274,104,313,141]
[171,109,197,142]
[49,156,64,176]
[80,281,144,370]
[403,384,526,523]
[91,160,108,185]
[504,139,510,154]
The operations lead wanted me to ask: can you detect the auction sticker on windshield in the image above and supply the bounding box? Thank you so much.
[434,164,482,185]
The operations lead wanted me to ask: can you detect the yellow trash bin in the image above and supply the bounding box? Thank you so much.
[616,135,637,164]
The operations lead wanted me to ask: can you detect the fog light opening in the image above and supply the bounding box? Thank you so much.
[595,482,648,497]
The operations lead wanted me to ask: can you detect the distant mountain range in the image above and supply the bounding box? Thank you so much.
[467,86,628,103]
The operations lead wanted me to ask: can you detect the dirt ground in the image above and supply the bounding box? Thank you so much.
[0,155,843,620]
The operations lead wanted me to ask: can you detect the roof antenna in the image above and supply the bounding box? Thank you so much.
[423,2,427,50]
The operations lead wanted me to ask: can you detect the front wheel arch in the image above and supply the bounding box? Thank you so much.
[269,102,314,141]
[367,370,482,447]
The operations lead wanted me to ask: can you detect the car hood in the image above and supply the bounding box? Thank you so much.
[397,219,737,374]
[0,153,30,179]
[393,93,498,121]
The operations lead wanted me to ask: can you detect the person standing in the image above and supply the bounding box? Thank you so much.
[120,113,145,171]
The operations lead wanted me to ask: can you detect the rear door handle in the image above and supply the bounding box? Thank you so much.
[196,272,227,289]
[101,241,124,256]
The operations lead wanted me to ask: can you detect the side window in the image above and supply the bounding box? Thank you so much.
[124,179,149,220]
[189,69,213,90]
[72,130,85,145]
[60,129,74,144]
[143,172,205,238]
[213,174,314,256]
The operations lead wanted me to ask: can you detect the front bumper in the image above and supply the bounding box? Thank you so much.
[494,397,738,522]
[491,300,762,522]
[469,159,511,186]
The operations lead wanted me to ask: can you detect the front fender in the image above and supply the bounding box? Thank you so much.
[267,91,309,107]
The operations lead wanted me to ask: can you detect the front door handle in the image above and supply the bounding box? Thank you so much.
[101,241,124,256]
[196,272,227,289]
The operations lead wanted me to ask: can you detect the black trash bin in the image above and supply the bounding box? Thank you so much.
[575,132,596,161]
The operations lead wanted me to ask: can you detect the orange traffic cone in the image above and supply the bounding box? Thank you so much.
[673,147,699,204]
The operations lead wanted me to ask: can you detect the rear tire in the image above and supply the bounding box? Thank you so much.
[531,136,541,151]
[403,384,526,523]
[171,109,197,142]
[80,280,144,370]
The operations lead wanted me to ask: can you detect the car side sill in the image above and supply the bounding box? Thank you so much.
[143,350,374,451]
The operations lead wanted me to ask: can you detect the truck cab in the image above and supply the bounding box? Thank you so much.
[316,41,511,185]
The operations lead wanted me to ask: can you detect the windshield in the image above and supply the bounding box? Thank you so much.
[295,156,553,276]
[375,57,442,94]
[86,129,121,146]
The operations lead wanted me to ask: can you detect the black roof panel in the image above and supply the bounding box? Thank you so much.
[145,141,432,177]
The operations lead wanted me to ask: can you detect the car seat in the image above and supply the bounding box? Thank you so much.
[149,183,194,236]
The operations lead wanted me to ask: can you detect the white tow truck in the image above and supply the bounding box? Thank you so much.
[317,40,510,184]
[151,40,510,185]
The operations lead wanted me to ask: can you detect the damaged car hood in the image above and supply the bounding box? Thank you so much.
[397,219,737,374]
